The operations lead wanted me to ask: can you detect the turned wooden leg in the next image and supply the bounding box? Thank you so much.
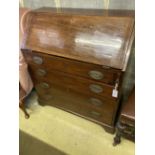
[19,100,30,119]
[113,122,126,146]
[113,129,121,146]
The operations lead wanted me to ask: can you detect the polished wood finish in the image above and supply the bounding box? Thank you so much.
[21,8,134,133]
[22,8,134,70]
[23,50,122,85]
[29,67,117,99]
[37,85,115,125]
[36,84,116,113]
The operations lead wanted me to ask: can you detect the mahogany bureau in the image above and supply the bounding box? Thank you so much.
[21,8,134,133]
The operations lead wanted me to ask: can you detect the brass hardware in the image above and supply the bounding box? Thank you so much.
[36,69,46,76]
[33,56,43,64]
[89,98,103,106]
[89,84,103,93]
[40,82,50,89]
[88,70,104,80]
[90,111,101,118]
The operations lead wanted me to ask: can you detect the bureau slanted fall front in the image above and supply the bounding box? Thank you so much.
[21,8,134,133]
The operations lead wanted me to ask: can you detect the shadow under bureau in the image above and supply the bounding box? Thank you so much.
[21,8,134,133]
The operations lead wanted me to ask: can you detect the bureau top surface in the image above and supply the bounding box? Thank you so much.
[21,7,134,70]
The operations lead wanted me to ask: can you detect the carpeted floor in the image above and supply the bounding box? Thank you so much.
[19,91,135,155]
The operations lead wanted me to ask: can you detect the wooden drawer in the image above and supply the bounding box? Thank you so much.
[22,50,121,86]
[36,83,117,112]
[29,65,118,100]
[36,84,115,125]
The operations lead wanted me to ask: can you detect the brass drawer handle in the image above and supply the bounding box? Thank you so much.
[88,70,104,80]
[89,98,103,106]
[89,84,103,93]
[40,82,50,89]
[90,111,101,118]
[36,69,46,76]
[33,56,43,65]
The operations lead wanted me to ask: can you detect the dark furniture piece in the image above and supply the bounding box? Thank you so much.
[21,8,134,133]
[113,88,135,145]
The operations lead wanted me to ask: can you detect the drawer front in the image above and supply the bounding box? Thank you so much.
[36,84,115,125]
[29,66,117,100]
[36,83,117,113]
[22,50,121,85]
